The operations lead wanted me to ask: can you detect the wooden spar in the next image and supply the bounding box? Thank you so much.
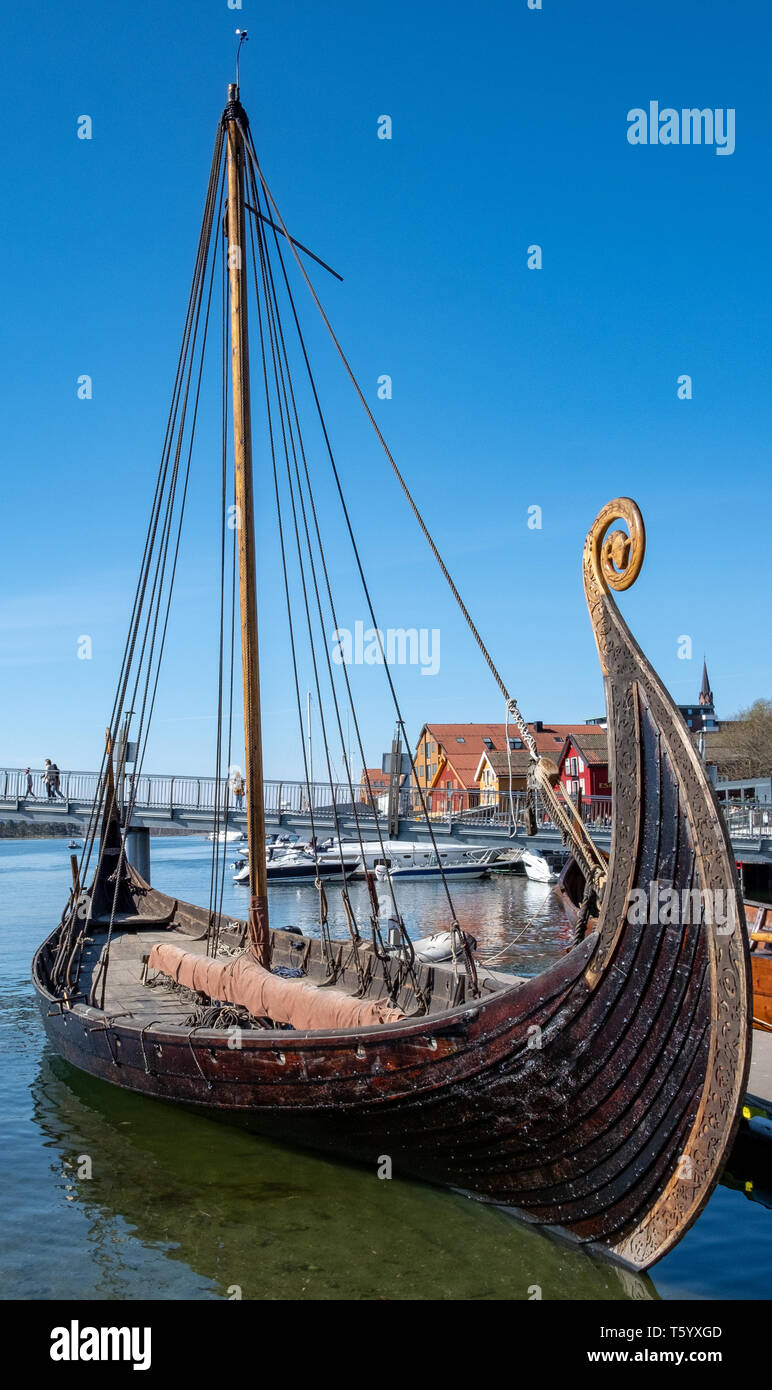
[225,85,270,966]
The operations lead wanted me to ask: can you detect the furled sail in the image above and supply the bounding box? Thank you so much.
[148,942,405,1030]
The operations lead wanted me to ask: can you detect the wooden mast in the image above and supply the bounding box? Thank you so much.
[225,84,270,966]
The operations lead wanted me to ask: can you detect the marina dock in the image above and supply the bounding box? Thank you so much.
[747,1029,772,1127]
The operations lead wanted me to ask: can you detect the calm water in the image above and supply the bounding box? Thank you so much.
[1,836,770,1301]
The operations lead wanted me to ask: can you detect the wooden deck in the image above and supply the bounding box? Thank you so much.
[83,923,522,1027]
[84,925,220,1025]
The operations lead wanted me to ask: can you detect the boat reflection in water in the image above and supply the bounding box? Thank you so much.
[31,1051,652,1302]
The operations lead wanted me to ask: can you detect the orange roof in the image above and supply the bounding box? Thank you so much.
[416,723,605,787]
[360,767,391,787]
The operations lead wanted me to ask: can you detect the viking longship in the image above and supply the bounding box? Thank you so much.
[32,74,752,1273]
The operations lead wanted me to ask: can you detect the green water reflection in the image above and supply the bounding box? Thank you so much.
[29,1053,649,1301]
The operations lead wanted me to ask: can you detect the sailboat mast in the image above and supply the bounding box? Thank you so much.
[225,84,270,965]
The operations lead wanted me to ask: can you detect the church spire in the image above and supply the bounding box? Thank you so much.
[699,658,713,707]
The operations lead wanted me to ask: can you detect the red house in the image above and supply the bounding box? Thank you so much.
[557,730,610,807]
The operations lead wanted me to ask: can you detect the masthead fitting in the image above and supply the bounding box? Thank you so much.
[235,27,249,87]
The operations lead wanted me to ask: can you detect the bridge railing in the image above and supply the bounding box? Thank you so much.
[720,800,772,839]
[424,790,614,830]
[1,766,768,840]
[0,767,388,816]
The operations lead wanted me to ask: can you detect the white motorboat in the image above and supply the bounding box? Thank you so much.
[233,836,492,884]
[233,843,359,884]
[231,832,298,861]
[207,828,245,844]
[373,848,496,883]
[485,846,524,874]
[520,848,569,883]
[340,839,489,878]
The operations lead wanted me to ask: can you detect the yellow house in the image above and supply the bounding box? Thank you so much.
[474,748,531,807]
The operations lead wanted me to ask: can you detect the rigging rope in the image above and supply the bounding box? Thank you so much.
[64,95,580,1011]
[247,178,426,1000]
[68,125,229,942]
[239,109,606,910]
[238,121,537,765]
[239,122,477,991]
[205,210,231,954]
[250,191,380,891]
[88,127,226,1005]
[211,253,240,959]
[245,196,335,965]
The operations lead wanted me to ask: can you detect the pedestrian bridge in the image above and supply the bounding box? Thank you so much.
[0,764,606,852]
[2,766,771,868]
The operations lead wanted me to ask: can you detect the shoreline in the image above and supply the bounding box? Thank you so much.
[0,821,199,840]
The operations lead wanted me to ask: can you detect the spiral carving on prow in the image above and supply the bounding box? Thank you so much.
[587,498,646,594]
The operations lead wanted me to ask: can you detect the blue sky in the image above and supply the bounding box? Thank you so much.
[0,1,769,781]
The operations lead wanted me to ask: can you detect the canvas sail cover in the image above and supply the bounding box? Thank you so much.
[148,942,405,1030]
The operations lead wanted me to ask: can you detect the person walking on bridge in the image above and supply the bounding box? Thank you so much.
[43,759,65,801]
[22,768,36,799]
[43,760,55,800]
[231,770,245,811]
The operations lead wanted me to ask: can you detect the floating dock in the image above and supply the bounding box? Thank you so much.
[746,1029,772,1130]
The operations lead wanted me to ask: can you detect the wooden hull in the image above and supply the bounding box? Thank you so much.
[558,883,772,1035]
[31,501,752,1272]
[29,888,720,1274]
